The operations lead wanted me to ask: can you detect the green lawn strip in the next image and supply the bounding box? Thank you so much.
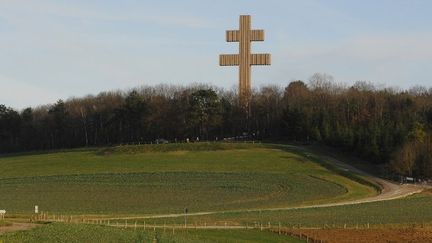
[171,228,304,243]
[0,222,304,243]
[0,146,309,179]
[0,142,371,180]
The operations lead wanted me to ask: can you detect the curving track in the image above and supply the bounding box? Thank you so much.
[105,145,428,221]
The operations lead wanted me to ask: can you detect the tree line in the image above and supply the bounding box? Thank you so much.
[1,73,431,178]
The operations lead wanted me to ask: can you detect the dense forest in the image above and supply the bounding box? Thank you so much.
[1,73,431,178]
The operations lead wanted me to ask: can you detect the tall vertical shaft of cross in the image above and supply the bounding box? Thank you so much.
[220,15,271,108]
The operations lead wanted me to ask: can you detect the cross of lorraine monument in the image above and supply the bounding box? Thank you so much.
[219,15,271,108]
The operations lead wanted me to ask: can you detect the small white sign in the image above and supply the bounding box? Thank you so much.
[35,205,39,214]
[0,210,6,214]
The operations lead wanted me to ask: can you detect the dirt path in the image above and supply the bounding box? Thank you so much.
[0,223,38,235]
[104,145,428,221]
[295,145,426,205]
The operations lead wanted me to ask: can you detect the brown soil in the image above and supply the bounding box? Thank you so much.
[0,223,38,235]
[279,226,432,243]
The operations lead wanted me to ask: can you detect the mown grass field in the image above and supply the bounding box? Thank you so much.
[0,223,304,243]
[0,143,375,215]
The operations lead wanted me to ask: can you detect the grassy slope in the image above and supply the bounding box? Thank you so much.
[153,191,432,227]
[0,223,304,243]
[0,143,375,214]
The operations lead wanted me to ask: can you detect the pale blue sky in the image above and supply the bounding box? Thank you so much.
[1,0,432,109]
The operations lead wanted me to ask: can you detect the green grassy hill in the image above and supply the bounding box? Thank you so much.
[0,143,376,215]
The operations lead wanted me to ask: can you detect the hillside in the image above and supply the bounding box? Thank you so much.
[0,143,376,215]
